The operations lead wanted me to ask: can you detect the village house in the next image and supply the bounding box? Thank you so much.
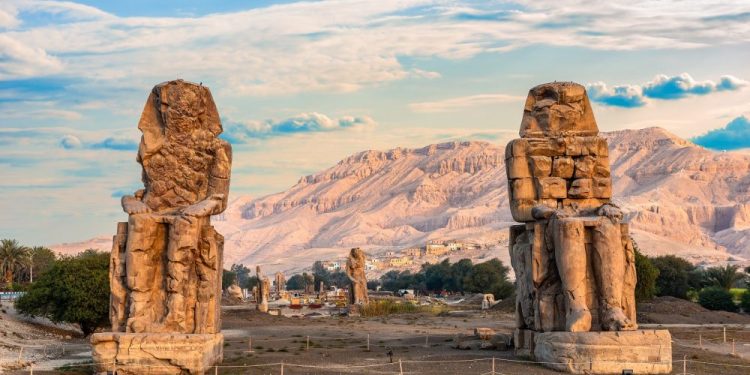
[322,260,341,272]
[388,256,413,268]
[403,247,422,257]
[425,243,448,256]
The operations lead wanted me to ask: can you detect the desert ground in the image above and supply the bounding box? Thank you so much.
[2,297,750,375]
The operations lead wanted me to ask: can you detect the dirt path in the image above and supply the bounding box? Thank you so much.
[4,302,750,374]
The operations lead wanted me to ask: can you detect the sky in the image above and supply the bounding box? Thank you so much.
[1,0,750,246]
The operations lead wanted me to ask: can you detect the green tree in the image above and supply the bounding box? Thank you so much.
[230,264,251,287]
[705,264,743,290]
[652,255,694,299]
[698,286,738,312]
[15,250,109,336]
[423,259,451,291]
[222,269,237,290]
[312,261,331,290]
[633,247,658,302]
[286,274,305,290]
[329,270,350,289]
[29,246,56,281]
[449,259,474,292]
[243,275,259,290]
[0,239,30,288]
[464,258,513,299]
[367,280,380,290]
[740,290,750,313]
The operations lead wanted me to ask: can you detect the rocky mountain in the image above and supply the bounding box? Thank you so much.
[53,127,750,273]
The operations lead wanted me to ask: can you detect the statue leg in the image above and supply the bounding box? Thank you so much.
[194,229,217,334]
[164,216,199,332]
[551,216,591,332]
[125,214,158,333]
[592,218,637,331]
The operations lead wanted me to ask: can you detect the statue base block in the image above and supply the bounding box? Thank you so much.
[530,330,672,374]
[91,332,223,375]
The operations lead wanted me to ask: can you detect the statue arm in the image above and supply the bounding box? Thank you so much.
[121,190,151,214]
[181,140,232,218]
[206,139,232,215]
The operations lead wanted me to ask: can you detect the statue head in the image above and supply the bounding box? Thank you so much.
[520,82,598,138]
[136,79,223,159]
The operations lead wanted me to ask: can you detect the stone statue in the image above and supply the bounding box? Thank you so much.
[345,248,369,305]
[91,79,230,374]
[507,82,671,373]
[304,273,315,294]
[256,266,270,312]
[318,281,326,300]
[275,271,286,298]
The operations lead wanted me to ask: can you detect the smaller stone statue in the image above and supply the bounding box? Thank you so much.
[256,266,270,313]
[318,281,326,300]
[275,271,286,298]
[345,248,369,305]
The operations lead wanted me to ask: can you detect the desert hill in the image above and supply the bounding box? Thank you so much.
[52,127,750,273]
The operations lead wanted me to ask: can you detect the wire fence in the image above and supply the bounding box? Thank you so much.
[15,356,750,375]
[5,327,750,374]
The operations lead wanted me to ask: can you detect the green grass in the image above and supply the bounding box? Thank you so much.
[359,300,452,317]
[729,288,746,303]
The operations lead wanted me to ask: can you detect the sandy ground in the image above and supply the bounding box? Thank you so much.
[3,298,750,374]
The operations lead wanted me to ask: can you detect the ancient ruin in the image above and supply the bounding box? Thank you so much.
[256,266,270,313]
[91,80,231,374]
[275,271,286,298]
[345,248,369,306]
[506,82,672,373]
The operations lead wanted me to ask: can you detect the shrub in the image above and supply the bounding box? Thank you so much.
[652,255,694,299]
[740,290,750,313]
[633,245,658,302]
[15,250,109,336]
[698,286,738,312]
[360,300,420,317]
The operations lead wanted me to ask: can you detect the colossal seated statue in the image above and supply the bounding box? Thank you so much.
[506,82,671,374]
[92,80,231,374]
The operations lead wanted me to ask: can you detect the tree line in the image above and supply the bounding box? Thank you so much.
[633,240,750,313]
[0,238,110,336]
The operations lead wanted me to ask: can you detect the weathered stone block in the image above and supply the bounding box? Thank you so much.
[506,156,532,179]
[474,327,496,340]
[530,156,552,177]
[512,178,536,200]
[568,178,592,198]
[514,328,536,357]
[527,138,565,156]
[552,157,574,178]
[596,137,609,156]
[573,156,595,178]
[536,177,567,199]
[561,198,604,212]
[592,177,612,198]
[91,333,224,375]
[505,139,529,159]
[594,156,610,178]
[533,330,672,374]
[510,199,536,222]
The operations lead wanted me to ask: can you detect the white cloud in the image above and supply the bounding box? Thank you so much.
[409,94,524,112]
[59,134,81,149]
[0,34,63,78]
[587,73,748,107]
[1,1,749,95]
[223,112,376,143]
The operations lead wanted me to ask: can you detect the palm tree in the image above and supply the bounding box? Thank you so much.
[706,264,743,290]
[0,239,30,289]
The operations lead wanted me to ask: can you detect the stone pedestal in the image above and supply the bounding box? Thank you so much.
[532,330,672,374]
[91,333,224,375]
